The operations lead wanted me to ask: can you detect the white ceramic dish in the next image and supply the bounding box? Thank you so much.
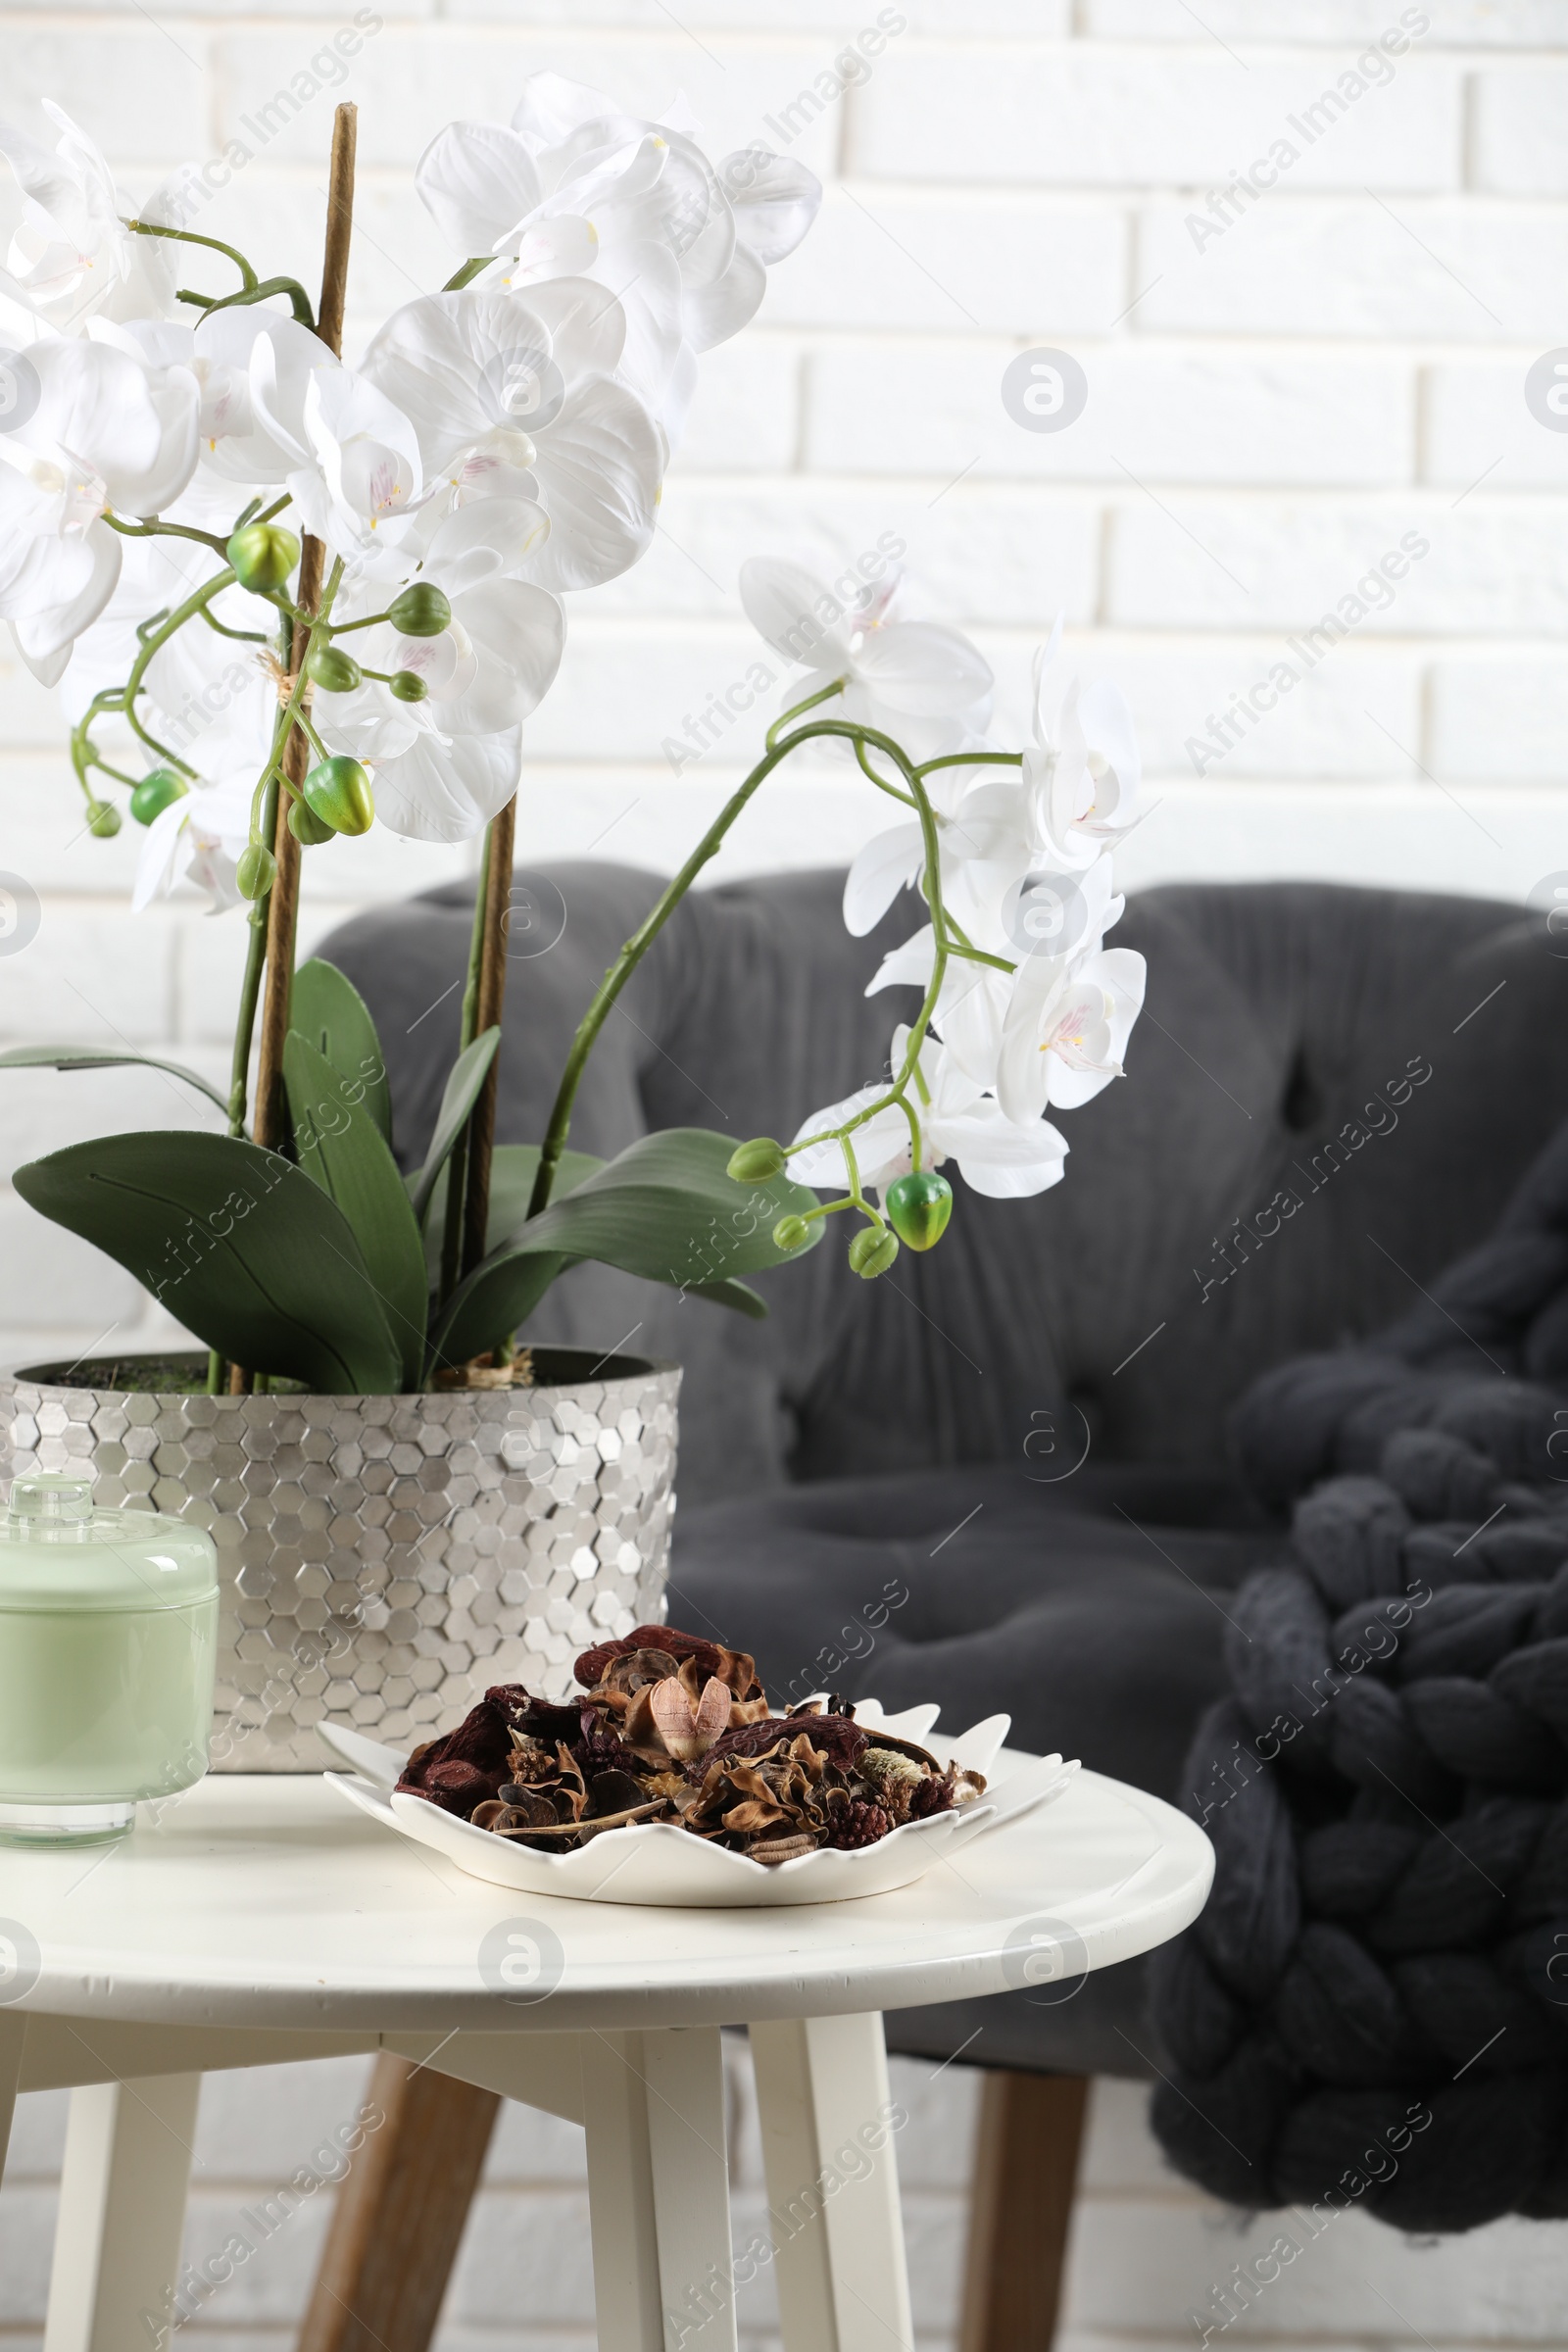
[319,1701,1079,1908]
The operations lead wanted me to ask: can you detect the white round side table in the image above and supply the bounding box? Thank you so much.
[0,1765,1210,2352]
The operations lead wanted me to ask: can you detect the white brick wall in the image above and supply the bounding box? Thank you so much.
[2,4,1567,2339]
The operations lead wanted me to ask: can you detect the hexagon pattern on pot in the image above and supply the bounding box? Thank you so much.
[0,1365,680,1770]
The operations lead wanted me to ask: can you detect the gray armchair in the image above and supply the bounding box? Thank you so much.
[306,865,1568,2351]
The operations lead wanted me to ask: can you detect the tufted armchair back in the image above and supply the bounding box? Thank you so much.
[319,867,1568,1506]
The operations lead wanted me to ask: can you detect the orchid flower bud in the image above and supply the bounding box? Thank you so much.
[388,582,451,637]
[388,669,428,702]
[236,843,276,900]
[772,1214,809,1252]
[849,1225,899,1279]
[885,1170,953,1252]
[727,1137,786,1183]
[226,522,301,594]
[307,645,362,693]
[288,799,335,846]
[129,768,186,826]
[85,798,121,838]
[303,756,375,837]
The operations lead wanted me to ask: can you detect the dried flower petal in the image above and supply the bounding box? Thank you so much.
[575,1626,763,1703]
[723,1797,788,1834]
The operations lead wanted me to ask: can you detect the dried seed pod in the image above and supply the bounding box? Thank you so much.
[748,1834,817,1865]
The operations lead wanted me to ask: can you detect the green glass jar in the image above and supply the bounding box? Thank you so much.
[0,1474,219,1844]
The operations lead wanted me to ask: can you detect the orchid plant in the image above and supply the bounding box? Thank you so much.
[0,86,1148,1398]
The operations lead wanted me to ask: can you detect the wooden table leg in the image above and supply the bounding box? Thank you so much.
[43,2072,201,2352]
[959,2071,1089,2352]
[296,2052,501,2352]
[580,2026,735,2352]
[749,2014,913,2352]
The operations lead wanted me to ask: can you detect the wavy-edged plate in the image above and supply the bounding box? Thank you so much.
[318,1700,1079,1907]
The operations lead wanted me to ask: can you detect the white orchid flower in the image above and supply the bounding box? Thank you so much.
[842,752,1032,946]
[283,368,429,581]
[858,809,1128,993]
[997,948,1147,1124]
[789,1027,1067,1204]
[1026,627,1143,871]
[741,557,993,765]
[0,106,188,331]
[0,331,199,680]
[415,76,819,436]
[307,505,565,845]
[855,922,1014,1100]
[0,103,134,330]
[360,282,662,591]
[360,727,524,847]
[113,311,341,487]
[131,771,254,914]
[858,852,1130,1096]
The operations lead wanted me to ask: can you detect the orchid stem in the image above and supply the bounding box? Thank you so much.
[854,735,913,804]
[122,217,260,291]
[526,710,936,1221]
[227,768,277,1139]
[765,678,843,752]
[777,746,950,1168]
[916,751,1024,775]
[104,514,230,558]
[185,275,316,329]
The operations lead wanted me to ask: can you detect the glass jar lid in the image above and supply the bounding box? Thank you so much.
[0,1475,219,1612]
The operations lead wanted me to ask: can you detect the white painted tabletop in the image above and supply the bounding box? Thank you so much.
[0,1768,1212,2034]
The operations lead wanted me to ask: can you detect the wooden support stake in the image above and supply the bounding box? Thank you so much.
[459,793,517,1279]
[250,99,357,1154]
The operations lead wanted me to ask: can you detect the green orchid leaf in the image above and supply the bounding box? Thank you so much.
[284,1030,428,1391]
[426,1128,817,1372]
[13,1131,401,1394]
[419,1142,605,1282]
[0,1045,228,1117]
[683,1278,767,1319]
[408,1027,501,1226]
[289,958,391,1143]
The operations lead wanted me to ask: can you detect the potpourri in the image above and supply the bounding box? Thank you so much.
[395,1625,985,1864]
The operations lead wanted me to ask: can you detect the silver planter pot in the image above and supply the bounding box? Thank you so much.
[0,1349,679,1772]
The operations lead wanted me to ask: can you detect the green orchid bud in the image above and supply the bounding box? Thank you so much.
[128,767,186,827]
[306,644,362,694]
[302,755,375,837]
[236,842,276,900]
[849,1225,899,1279]
[287,799,336,846]
[727,1137,787,1184]
[226,522,301,595]
[85,798,121,838]
[885,1169,954,1253]
[388,582,451,637]
[388,669,428,703]
[771,1214,809,1252]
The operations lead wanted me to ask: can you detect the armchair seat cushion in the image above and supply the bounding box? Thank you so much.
[672,1458,1284,2076]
